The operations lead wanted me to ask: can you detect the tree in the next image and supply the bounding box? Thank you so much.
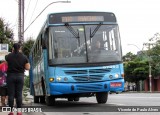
[0,18,5,43]
[22,38,35,58]
[123,33,160,90]
[149,40,160,77]
[124,60,149,90]
[123,52,136,62]
[0,17,14,51]
[24,75,30,88]
[124,61,148,81]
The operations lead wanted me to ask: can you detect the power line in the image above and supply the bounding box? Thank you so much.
[24,1,71,33]
[24,0,32,21]
[29,0,39,24]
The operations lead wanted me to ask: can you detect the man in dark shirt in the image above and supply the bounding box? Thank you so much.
[5,43,30,115]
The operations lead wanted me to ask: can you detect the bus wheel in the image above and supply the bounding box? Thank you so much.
[34,96,39,103]
[96,92,108,104]
[40,96,45,103]
[74,97,80,101]
[46,96,55,106]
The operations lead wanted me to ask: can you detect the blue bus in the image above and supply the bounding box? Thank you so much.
[29,12,124,106]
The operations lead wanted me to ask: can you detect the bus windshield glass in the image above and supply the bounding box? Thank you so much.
[49,24,122,65]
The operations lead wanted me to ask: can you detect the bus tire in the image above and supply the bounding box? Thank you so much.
[96,92,108,104]
[46,96,55,106]
[34,96,39,103]
[40,96,45,103]
[41,78,46,95]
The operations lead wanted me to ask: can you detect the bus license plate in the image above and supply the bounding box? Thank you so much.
[110,82,122,87]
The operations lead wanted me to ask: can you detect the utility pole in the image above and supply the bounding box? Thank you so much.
[18,0,24,44]
[143,43,155,93]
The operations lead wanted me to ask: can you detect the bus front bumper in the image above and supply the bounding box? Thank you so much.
[49,79,124,95]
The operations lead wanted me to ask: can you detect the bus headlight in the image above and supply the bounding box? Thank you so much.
[49,78,54,82]
[56,77,62,82]
[115,74,119,78]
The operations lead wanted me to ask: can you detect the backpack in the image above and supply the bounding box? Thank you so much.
[0,71,6,87]
[0,62,8,87]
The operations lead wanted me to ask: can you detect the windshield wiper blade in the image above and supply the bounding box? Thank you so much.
[90,22,102,38]
[65,23,79,38]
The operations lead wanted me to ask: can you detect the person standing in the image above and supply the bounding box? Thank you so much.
[5,43,30,115]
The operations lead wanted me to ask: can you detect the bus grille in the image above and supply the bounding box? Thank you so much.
[64,70,87,75]
[64,68,111,82]
[76,83,103,92]
[72,75,104,82]
[89,69,111,74]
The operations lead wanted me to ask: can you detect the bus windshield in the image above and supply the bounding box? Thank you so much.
[48,24,122,65]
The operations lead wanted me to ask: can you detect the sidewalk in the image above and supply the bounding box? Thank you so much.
[0,94,33,115]
[0,112,44,115]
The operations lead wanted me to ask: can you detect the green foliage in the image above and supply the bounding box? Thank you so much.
[0,18,14,43]
[22,38,35,58]
[24,76,30,88]
[123,33,160,83]
[123,52,136,62]
[0,17,14,51]
[0,18,5,41]
[149,44,160,76]
[124,60,149,83]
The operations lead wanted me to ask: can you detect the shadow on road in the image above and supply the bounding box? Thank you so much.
[28,100,118,112]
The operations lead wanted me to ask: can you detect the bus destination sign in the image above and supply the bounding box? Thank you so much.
[61,16,104,22]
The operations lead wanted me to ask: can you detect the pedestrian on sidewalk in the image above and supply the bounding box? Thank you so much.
[0,60,8,106]
[5,43,30,115]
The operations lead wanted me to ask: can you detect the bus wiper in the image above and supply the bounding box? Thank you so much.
[65,23,79,39]
[90,22,102,38]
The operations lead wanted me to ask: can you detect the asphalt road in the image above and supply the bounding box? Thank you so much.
[1,92,160,115]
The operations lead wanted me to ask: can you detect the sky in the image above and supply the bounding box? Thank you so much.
[0,0,160,55]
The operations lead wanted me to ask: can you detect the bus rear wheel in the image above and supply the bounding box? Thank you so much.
[46,96,55,106]
[40,96,45,103]
[96,92,108,104]
[34,96,39,103]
